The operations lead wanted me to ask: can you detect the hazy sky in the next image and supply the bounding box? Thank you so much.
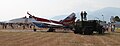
[0,0,120,21]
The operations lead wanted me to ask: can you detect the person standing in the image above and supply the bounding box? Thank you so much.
[111,24,115,32]
[80,11,84,21]
[84,11,87,20]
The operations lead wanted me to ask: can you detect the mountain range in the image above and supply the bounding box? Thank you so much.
[51,7,120,22]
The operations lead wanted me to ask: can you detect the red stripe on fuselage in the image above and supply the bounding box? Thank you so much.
[32,16,51,22]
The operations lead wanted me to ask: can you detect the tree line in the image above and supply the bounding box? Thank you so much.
[114,16,120,22]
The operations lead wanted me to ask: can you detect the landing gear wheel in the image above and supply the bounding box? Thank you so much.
[47,28,55,32]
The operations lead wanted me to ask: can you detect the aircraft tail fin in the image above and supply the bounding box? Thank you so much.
[60,13,76,26]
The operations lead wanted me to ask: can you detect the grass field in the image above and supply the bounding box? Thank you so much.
[0,29,120,46]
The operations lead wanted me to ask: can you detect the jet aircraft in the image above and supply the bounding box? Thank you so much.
[27,12,76,32]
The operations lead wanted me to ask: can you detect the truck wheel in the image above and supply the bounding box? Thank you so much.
[79,31,83,34]
[89,30,93,35]
[84,30,89,35]
[74,29,81,34]
[83,28,89,35]
[78,28,83,34]
[99,28,105,34]
[74,27,82,34]
[98,28,104,34]
[74,30,78,34]
[83,28,93,35]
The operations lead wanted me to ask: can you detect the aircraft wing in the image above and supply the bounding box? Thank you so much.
[32,21,63,28]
